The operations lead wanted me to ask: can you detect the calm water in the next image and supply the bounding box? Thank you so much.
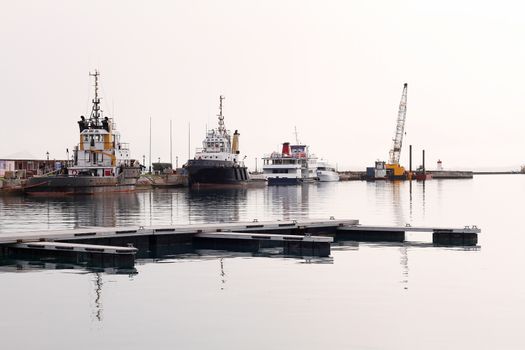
[0,176,524,349]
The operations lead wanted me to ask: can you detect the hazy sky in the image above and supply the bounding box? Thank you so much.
[1,0,524,170]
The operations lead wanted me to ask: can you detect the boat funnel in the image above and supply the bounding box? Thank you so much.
[282,142,291,156]
[232,130,240,154]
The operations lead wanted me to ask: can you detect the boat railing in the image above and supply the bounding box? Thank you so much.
[118,142,130,151]
[41,169,62,177]
[262,152,287,159]
[196,147,230,154]
[195,148,219,154]
[263,152,313,160]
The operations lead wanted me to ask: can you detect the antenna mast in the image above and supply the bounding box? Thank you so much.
[217,95,226,134]
[89,70,101,124]
[149,116,152,173]
[188,122,191,160]
[294,126,300,144]
[170,120,173,168]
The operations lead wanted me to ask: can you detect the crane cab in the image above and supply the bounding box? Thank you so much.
[386,163,407,180]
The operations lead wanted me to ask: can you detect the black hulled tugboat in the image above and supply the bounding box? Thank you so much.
[185,96,250,188]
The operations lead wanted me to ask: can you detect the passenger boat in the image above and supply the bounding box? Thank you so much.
[24,71,141,195]
[316,160,339,182]
[185,96,250,188]
[262,142,318,185]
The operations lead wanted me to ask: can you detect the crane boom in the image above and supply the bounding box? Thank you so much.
[388,83,408,165]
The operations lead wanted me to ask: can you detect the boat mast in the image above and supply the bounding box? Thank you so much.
[89,70,101,125]
[188,122,191,160]
[170,119,173,168]
[217,95,226,134]
[149,116,152,173]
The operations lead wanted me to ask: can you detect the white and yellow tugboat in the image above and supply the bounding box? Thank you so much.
[185,95,250,188]
[24,71,141,195]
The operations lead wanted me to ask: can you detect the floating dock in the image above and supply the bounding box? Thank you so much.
[194,231,332,257]
[0,219,481,268]
[337,224,480,245]
[7,241,137,267]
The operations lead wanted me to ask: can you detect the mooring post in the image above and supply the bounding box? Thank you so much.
[409,145,412,174]
[422,149,426,175]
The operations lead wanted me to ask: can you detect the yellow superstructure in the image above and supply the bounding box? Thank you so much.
[386,163,406,179]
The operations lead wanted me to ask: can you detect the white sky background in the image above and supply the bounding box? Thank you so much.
[1,0,524,171]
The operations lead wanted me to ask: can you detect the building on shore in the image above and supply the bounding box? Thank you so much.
[0,159,67,178]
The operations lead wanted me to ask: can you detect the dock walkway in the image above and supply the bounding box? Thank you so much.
[0,219,481,267]
[0,219,356,245]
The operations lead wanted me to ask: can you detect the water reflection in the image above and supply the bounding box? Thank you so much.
[0,193,142,230]
[93,273,103,322]
[367,179,431,227]
[0,258,138,274]
[368,181,407,226]
[143,188,190,225]
[391,181,405,226]
[264,184,312,220]
[400,245,409,290]
[186,188,248,223]
[219,258,226,290]
[0,184,328,233]
[409,180,413,221]
[333,238,480,291]
[333,240,480,251]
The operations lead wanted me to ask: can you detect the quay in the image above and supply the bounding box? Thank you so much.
[3,169,520,195]
[0,219,481,268]
[427,170,473,179]
[336,170,476,181]
[473,171,522,175]
[338,171,366,181]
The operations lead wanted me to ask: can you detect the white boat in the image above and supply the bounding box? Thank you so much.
[316,160,339,182]
[262,142,318,185]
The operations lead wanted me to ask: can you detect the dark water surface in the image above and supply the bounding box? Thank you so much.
[0,175,523,349]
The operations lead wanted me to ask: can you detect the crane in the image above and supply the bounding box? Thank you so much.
[366,83,409,180]
[386,83,408,179]
[389,83,408,165]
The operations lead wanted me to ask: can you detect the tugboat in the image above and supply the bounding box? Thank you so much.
[185,96,250,188]
[262,142,318,185]
[24,71,141,195]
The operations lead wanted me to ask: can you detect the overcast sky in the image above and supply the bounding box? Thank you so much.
[1,0,524,170]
